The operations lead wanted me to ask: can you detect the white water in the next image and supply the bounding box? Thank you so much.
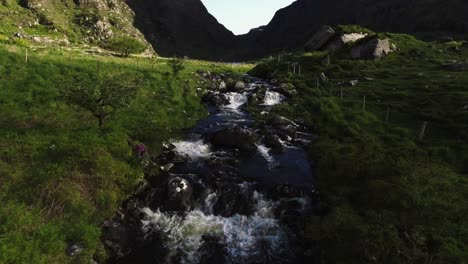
[225,92,248,109]
[263,91,285,106]
[256,144,279,169]
[172,139,212,159]
[140,191,286,263]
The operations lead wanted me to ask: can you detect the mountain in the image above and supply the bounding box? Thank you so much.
[241,0,468,57]
[125,0,238,60]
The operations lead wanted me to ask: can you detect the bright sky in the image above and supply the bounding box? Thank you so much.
[201,0,296,35]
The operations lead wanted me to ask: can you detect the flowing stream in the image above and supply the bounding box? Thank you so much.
[104,76,315,264]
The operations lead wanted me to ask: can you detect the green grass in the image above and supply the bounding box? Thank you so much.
[249,32,468,263]
[0,43,252,263]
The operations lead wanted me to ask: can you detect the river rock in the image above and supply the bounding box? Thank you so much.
[211,127,257,152]
[264,134,285,154]
[269,115,297,128]
[233,81,245,92]
[351,38,396,59]
[304,25,336,51]
[165,177,193,211]
[202,91,229,106]
[442,61,468,71]
[198,234,227,264]
[213,184,253,217]
[277,83,297,97]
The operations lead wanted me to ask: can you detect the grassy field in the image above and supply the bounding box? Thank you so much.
[250,32,468,263]
[0,43,252,263]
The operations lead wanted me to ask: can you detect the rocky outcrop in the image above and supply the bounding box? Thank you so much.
[304,26,336,51]
[325,33,368,53]
[351,38,396,59]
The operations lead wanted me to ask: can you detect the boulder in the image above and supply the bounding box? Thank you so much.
[304,25,336,51]
[234,81,245,91]
[325,33,367,53]
[95,20,113,40]
[219,81,227,90]
[202,91,229,106]
[211,127,257,152]
[277,83,297,97]
[213,184,253,217]
[351,38,395,59]
[269,115,297,128]
[264,134,285,154]
[166,177,193,211]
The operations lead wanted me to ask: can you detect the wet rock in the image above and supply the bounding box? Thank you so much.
[211,127,257,152]
[234,81,245,92]
[442,61,468,71]
[166,177,193,211]
[198,234,227,264]
[268,184,304,200]
[351,38,396,59]
[202,91,229,106]
[66,243,84,257]
[243,75,253,83]
[213,184,253,217]
[304,25,336,51]
[219,81,227,90]
[277,83,297,97]
[269,115,297,128]
[160,163,174,172]
[264,134,285,154]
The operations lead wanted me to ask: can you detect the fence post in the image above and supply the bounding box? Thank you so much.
[362,96,366,112]
[385,107,390,122]
[25,48,28,63]
[418,121,428,141]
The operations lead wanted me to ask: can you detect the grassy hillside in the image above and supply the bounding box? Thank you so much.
[0,43,252,263]
[0,0,150,52]
[250,32,468,263]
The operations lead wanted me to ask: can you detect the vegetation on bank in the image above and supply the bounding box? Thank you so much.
[250,32,468,263]
[0,44,252,263]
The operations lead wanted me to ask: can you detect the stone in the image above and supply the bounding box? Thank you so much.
[351,38,395,59]
[304,25,336,51]
[325,33,367,53]
[234,81,245,91]
[264,134,285,154]
[277,83,297,97]
[211,127,257,152]
[166,177,193,211]
[219,81,227,90]
[95,20,113,40]
[66,243,84,257]
[442,61,468,72]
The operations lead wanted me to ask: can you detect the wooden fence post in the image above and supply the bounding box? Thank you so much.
[418,121,428,141]
[362,96,366,112]
[385,107,390,122]
[25,48,28,63]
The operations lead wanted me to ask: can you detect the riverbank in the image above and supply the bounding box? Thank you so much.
[0,44,252,263]
[247,33,468,263]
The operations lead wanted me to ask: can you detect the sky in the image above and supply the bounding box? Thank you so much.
[201,0,296,35]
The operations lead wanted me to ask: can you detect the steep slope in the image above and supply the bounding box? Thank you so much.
[0,0,151,50]
[126,0,237,60]
[242,0,468,57]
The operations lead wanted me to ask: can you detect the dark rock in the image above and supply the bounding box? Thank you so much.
[165,177,193,211]
[304,25,336,51]
[213,184,253,217]
[233,81,245,92]
[264,134,285,154]
[211,127,257,152]
[277,83,297,97]
[198,234,227,264]
[202,91,230,106]
[268,184,304,200]
[269,115,297,128]
[442,61,468,71]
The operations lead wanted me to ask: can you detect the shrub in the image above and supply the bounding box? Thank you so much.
[167,57,185,76]
[106,37,146,57]
[60,74,143,129]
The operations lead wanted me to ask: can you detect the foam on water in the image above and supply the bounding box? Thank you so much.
[263,91,285,106]
[256,144,278,169]
[140,190,287,263]
[172,139,212,159]
[225,92,248,109]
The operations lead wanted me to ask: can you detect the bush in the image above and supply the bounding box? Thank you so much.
[167,57,185,76]
[106,37,146,57]
[60,73,143,129]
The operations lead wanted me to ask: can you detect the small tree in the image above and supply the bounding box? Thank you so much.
[61,74,143,129]
[106,37,146,57]
[167,57,185,76]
